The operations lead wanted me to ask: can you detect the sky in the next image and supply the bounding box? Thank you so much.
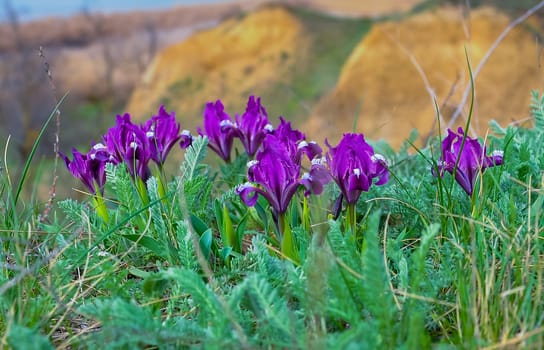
[2,0,231,22]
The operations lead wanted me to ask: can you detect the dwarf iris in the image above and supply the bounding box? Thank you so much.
[236,132,330,262]
[143,105,192,168]
[325,133,389,233]
[59,143,116,221]
[197,100,237,162]
[103,113,153,182]
[232,96,273,157]
[433,127,503,196]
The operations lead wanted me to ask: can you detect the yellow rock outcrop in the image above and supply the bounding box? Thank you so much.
[126,6,306,126]
[307,7,544,148]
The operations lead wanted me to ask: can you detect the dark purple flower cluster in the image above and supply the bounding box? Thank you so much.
[236,126,330,217]
[232,106,390,226]
[197,96,273,162]
[433,127,503,196]
[62,92,503,227]
[60,106,192,195]
[326,133,389,211]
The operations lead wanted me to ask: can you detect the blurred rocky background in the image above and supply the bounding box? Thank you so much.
[1,0,543,198]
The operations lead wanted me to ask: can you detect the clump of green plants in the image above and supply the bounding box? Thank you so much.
[0,87,542,349]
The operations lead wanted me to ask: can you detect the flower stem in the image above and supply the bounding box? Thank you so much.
[154,168,169,207]
[279,213,299,264]
[92,192,109,223]
[223,203,238,252]
[135,176,149,206]
[347,203,356,236]
[302,197,311,236]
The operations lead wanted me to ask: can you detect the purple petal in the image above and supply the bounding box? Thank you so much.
[436,127,503,196]
[60,145,114,195]
[236,182,259,207]
[325,133,388,205]
[103,112,152,180]
[179,130,193,149]
[234,96,272,157]
[144,105,182,165]
[371,154,389,186]
[199,100,235,162]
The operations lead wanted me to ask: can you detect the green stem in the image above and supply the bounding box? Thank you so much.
[154,168,170,208]
[223,203,238,252]
[92,192,109,223]
[347,203,356,237]
[135,176,149,206]
[279,213,299,264]
[302,197,311,236]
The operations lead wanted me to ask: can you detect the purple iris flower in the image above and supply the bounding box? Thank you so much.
[59,142,116,195]
[103,113,152,181]
[434,127,503,196]
[236,133,330,217]
[179,129,193,149]
[197,100,236,162]
[326,133,389,206]
[232,96,274,157]
[274,117,323,164]
[143,105,187,166]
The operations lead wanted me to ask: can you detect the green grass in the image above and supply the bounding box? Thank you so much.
[1,87,543,348]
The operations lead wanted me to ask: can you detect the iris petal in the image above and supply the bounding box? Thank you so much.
[234,96,272,157]
[326,133,389,205]
[433,127,504,196]
[198,100,235,162]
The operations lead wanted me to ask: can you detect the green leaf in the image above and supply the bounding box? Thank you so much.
[215,200,237,253]
[159,268,224,325]
[14,94,67,206]
[128,267,151,279]
[7,324,54,350]
[360,210,396,339]
[327,220,363,314]
[488,120,507,136]
[142,274,171,297]
[181,136,208,182]
[122,234,165,258]
[79,297,205,347]
[530,89,544,131]
[106,162,138,214]
[242,274,299,345]
[199,228,213,260]
[176,220,199,271]
[235,214,248,254]
[190,214,208,235]
[220,246,233,262]
[254,197,270,233]
[183,175,213,217]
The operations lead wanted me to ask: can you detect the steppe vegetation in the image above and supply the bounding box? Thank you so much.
[1,0,543,349]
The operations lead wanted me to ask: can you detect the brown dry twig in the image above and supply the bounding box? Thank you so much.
[38,46,61,223]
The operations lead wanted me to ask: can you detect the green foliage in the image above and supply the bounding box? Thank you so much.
[530,89,544,131]
[241,273,302,347]
[13,95,66,208]
[180,136,214,221]
[105,162,138,215]
[78,297,205,348]
[3,86,544,348]
[7,324,53,350]
[326,220,364,320]
[360,211,397,343]
[181,135,208,182]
